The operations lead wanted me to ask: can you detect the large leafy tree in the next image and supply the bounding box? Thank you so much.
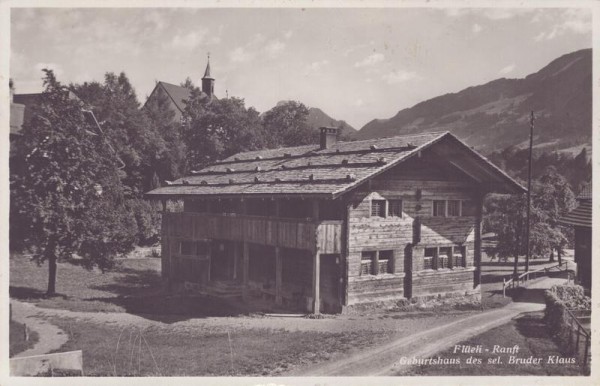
[484,166,576,273]
[72,73,166,244]
[262,101,318,148]
[72,72,164,196]
[184,95,266,169]
[143,83,188,181]
[11,70,136,295]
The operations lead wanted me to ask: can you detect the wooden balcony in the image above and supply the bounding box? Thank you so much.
[162,212,342,254]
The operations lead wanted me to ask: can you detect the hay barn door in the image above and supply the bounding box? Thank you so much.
[210,241,234,281]
[319,254,342,313]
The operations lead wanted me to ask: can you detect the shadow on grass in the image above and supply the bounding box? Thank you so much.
[514,312,549,339]
[86,294,246,323]
[9,286,68,300]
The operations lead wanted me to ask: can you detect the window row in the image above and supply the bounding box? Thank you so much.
[371,199,471,218]
[360,250,394,276]
[423,246,466,270]
[371,199,403,218]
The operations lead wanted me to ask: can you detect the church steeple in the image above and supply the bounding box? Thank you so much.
[202,54,215,98]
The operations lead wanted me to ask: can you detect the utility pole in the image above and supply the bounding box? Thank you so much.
[525,111,535,274]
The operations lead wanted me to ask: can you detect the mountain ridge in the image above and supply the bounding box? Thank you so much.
[356,48,592,154]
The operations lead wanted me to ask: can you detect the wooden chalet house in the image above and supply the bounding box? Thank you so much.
[146,129,524,313]
[560,185,592,294]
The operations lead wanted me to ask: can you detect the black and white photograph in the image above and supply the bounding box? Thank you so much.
[2,1,597,384]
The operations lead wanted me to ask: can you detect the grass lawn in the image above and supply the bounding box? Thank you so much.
[9,319,39,358]
[10,254,164,313]
[403,312,583,376]
[49,316,391,376]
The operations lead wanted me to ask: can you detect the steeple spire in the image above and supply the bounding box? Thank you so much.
[203,53,213,79]
[202,53,215,98]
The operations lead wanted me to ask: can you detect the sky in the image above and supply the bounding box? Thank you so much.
[10,6,592,129]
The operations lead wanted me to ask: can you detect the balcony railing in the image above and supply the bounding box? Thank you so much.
[162,212,342,254]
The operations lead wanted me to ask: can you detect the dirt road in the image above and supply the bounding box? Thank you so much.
[294,276,565,376]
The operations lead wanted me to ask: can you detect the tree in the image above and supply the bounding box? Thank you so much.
[72,72,164,196]
[143,85,188,181]
[11,70,136,295]
[262,101,318,148]
[484,167,576,272]
[183,96,266,169]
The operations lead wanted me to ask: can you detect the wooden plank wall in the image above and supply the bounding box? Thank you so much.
[345,159,481,304]
[411,269,475,297]
[162,212,341,253]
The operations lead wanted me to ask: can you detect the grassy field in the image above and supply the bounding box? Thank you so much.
[403,312,583,376]
[9,319,39,358]
[49,316,392,376]
[10,254,165,313]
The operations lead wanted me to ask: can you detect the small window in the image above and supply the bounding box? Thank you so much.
[388,200,403,217]
[438,247,452,269]
[424,247,436,270]
[433,200,446,217]
[452,246,466,268]
[379,250,394,274]
[360,251,376,275]
[447,200,461,217]
[371,200,386,217]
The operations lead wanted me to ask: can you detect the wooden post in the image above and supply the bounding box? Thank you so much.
[161,199,167,212]
[242,242,249,299]
[474,193,484,288]
[312,200,319,222]
[312,251,320,314]
[233,242,239,280]
[275,247,282,305]
[373,250,380,275]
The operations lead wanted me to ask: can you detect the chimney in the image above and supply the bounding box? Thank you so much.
[319,127,339,150]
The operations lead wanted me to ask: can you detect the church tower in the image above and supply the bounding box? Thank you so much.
[202,55,215,98]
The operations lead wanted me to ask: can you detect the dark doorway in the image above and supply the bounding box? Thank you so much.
[210,241,235,281]
[320,254,342,313]
[404,245,413,299]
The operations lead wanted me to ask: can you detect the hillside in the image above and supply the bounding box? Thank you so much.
[271,100,356,137]
[306,107,356,137]
[356,49,592,154]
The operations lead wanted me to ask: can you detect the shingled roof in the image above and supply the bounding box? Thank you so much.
[146,131,525,199]
[560,184,592,228]
[560,201,592,228]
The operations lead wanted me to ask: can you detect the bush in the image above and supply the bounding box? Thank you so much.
[544,285,591,356]
[549,285,591,310]
[126,199,161,246]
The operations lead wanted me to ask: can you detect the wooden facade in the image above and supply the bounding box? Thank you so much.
[148,130,524,313]
[560,186,592,294]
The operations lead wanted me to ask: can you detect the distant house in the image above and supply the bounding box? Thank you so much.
[143,58,215,124]
[560,185,592,294]
[9,84,25,141]
[146,129,525,313]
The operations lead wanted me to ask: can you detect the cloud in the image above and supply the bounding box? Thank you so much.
[229,46,253,63]
[382,69,419,84]
[265,40,286,58]
[305,60,330,74]
[171,30,213,49]
[472,23,482,34]
[284,30,293,39]
[533,8,591,42]
[499,64,515,75]
[353,98,364,107]
[354,53,384,68]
